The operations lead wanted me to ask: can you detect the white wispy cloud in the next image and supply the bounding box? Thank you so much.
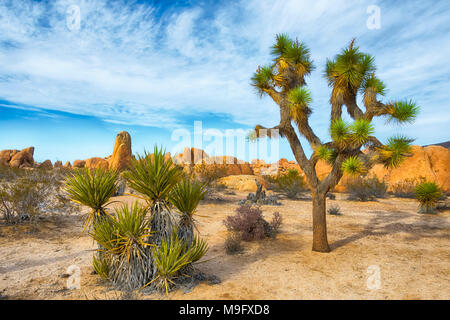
[0,0,449,144]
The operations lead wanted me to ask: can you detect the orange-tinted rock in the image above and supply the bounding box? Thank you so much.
[85,157,109,170]
[108,131,132,171]
[9,147,34,168]
[38,160,53,169]
[0,149,19,163]
[0,157,8,167]
[218,175,268,192]
[73,160,85,168]
[54,161,63,168]
[424,146,450,192]
[64,161,72,168]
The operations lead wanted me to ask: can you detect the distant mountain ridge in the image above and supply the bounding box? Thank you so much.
[423,141,450,149]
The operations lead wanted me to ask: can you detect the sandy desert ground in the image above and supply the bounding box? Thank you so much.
[0,191,449,300]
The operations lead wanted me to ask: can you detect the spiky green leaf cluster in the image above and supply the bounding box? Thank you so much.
[170,177,207,218]
[386,100,419,124]
[380,135,414,168]
[330,119,351,146]
[149,230,208,295]
[64,167,118,230]
[325,41,376,92]
[414,182,442,209]
[123,146,182,203]
[288,87,312,123]
[364,74,386,96]
[251,65,274,97]
[315,145,333,162]
[92,255,110,279]
[350,119,374,145]
[89,202,152,262]
[341,156,366,175]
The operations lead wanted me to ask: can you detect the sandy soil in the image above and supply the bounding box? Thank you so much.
[1,191,449,300]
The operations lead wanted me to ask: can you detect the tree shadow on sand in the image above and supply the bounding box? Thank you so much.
[330,210,450,250]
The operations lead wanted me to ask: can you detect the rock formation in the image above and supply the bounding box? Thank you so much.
[108,131,132,171]
[73,160,86,168]
[217,175,268,192]
[85,157,109,170]
[38,160,53,169]
[9,147,35,168]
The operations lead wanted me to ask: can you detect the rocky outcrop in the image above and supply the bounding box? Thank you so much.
[54,161,63,168]
[108,131,132,171]
[85,157,109,170]
[38,160,53,169]
[9,147,35,168]
[73,160,85,168]
[218,175,268,192]
[64,161,72,169]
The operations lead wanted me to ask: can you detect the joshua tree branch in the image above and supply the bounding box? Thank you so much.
[344,95,364,120]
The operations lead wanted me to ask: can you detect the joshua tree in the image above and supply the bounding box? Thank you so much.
[251,34,418,252]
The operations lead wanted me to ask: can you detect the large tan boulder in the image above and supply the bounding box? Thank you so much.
[85,157,109,170]
[9,147,34,168]
[54,161,63,168]
[218,175,268,192]
[64,161,72,169]
[73,160,85,168]
[108,131,132,170]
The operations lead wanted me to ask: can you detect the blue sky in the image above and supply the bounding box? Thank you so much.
[0,0,449,163]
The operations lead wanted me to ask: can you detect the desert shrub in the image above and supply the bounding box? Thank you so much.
[389,177,425,198]
[346,176,387,201]
[327,205,342,215]
[223,205,282,241]
[326,193,336,200]
[0,167,75,224]
[272,169,307,199]
[193,162,228,186]
[224,233,244,255]
[414,181,443,214]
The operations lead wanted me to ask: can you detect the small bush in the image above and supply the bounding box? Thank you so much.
[223,205,281,241]
[193,162,228,186]
[389,177,425,198]
[224,233,244,255]
[272,169,307,199]
[327,205,342,215]
[346,176,387,201]
[414,181,442,214]
[0,167,76,224]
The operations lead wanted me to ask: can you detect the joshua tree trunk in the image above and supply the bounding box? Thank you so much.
[311,189,330,252]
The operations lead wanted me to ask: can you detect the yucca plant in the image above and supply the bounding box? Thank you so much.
[414,182,443,214]
[93,254,110,279]
[123,146,183,244]
[170,177,207,244]
[90,202,154,289]
[146,230,208,295]
[64,168,119,231]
